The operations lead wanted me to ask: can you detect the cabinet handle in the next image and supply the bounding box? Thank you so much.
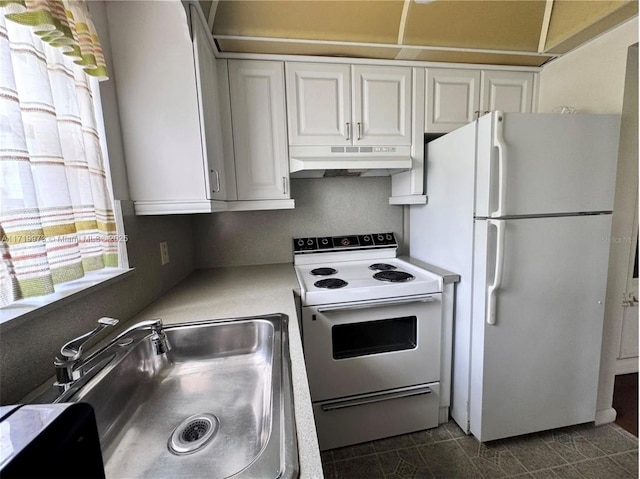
[210,169,220,193]
[320,384,433,411]
[282,177,288,195]
[346,122,351,141]
[317,294,437,313]
[357,122,362,140]
[474,110,480,120]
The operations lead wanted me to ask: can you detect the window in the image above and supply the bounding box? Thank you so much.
[0,2,124,311]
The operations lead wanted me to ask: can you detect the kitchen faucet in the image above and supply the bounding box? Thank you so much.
[54,318,171,390]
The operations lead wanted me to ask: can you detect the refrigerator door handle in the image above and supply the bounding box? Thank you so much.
[491,111,507,218]
[487,219,506,325]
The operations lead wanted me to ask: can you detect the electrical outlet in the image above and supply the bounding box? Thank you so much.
[160,241,170,265]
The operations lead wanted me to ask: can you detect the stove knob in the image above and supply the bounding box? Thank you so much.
[363,235,371,242]
[297,239,305,246]
[377,234,384,242]
[321,238,329,245]
[307,239,314,246]
[386,234,393,241]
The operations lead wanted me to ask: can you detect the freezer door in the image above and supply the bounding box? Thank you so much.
[470,214,611,442]
[475,113,620,217]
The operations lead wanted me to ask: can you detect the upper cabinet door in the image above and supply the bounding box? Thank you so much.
[190,5,226,201]
[480,71,534,114]
[353,65,412,146]
[286,62,351,146]
[229,60,290,201]
[105,1,207,203]
[425,69,480,132]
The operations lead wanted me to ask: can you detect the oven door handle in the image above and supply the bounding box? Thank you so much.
[317,295,437,313]
[320,384,433,411]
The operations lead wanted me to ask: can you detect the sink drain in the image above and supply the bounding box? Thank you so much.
[168,413,219,455]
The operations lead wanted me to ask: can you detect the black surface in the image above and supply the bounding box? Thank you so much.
[311,267,338,276]
[2,403,105,478]
[293,232,397,253]
[368,263,397,271]
[332,316,417,359]
[373,271,415,283]
[314,278,348,289]
[613,373,638,437]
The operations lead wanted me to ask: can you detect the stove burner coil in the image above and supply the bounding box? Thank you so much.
[314,278,348,289]
[310,267,338,276]
[368,263,397,271]
[373,271,415,283]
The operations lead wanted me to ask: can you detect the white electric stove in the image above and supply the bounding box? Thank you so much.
[293,232,444,450]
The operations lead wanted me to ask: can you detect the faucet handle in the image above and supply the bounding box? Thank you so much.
[60,317,119,360]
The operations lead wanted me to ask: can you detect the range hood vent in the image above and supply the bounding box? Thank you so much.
[289,145,412,178]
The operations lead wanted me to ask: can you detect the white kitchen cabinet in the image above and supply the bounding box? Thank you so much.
[352,65,412,146]
[225,60,294,208]
[285,63,351,146]
[105,1,226,214]
[425,68,535,133]
[480,71,535,115]
[286,63,412,146]
[425,69,481,133]
[390,68,427,205]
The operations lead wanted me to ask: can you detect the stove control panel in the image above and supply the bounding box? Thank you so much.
[293,232,397,253]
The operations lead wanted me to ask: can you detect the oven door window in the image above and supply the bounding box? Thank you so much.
[331,316,417,360]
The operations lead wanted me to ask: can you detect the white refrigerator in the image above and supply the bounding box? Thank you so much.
[410,111,620,442]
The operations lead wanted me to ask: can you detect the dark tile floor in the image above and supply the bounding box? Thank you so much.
[322,421,639,479]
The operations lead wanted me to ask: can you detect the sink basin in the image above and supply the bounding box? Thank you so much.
[48,314,298,478]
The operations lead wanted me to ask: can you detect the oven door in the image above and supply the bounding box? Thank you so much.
[302,293,442,401]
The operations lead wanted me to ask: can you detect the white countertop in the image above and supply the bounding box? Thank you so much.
[130,264,324,479]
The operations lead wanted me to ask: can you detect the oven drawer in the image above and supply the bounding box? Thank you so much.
[313,382,440,451]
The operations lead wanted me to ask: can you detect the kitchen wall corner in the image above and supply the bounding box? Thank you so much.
[538,17,638,114]
[194,177,405,268]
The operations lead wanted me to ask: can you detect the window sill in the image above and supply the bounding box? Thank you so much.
[0,268,136,332]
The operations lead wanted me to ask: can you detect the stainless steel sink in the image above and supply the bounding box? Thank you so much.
[44,314,298,479]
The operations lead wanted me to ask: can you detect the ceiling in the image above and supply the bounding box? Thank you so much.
[199,0,638,67]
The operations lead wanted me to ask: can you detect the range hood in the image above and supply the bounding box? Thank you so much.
[289,145,413,178]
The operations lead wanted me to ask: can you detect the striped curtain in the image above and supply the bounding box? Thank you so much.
[0,7,117,307]
[0,0,107,79]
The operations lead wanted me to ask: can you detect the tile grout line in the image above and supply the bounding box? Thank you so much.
[453,435,559,478]
[606,450,640,475]
[329,422,639,478]
[515,451,637,477]
[373,451,390,479]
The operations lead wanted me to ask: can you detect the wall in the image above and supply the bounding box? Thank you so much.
[597,43,638,422]
[195,177,404,267]
[538,17,639,423]
[538,18,638,114]
[0,1,196,404]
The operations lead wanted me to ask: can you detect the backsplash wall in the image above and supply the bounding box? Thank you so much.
[195,177,404,267]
